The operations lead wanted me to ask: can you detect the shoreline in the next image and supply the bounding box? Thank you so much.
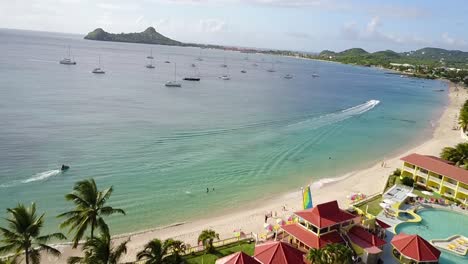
[46,81,466,263]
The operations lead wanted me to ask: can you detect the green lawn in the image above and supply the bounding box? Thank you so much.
[356,195,383,216]
[184,241,255,264]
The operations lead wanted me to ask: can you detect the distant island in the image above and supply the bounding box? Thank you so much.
[84,27,227,50]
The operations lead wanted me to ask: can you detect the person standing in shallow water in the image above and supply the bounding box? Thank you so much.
[206,188,209,193]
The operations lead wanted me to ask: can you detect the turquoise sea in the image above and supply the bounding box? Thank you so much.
[0,29,448,235]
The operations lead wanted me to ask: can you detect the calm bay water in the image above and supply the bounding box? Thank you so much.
[0,29,447,234]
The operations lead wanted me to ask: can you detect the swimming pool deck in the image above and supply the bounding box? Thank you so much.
[431,235,468,256]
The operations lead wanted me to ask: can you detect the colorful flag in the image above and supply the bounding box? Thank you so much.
[302,185,313,209]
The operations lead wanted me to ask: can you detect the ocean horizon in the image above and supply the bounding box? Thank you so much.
[0,29,448,235]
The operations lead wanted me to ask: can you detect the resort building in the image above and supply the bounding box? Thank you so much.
[280,200,387,264]
[216,251,261,264]
[391,233,441,264]
[400,153,468,205]
[253,241,306,264]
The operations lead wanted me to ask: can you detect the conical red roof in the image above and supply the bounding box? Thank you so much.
[391,233,440,262]
[254,241,306,264]
[216,251,261,264]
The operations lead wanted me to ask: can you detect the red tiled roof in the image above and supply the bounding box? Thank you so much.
[281,224,344,249]
[254,241,306,264]
[401,153,468,184]
[375,219,391,229]
[216,252,261,264]
[347,226,386,253]
[295,200,356,228]
[391,233,441,262]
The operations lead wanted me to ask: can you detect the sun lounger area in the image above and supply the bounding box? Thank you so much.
[432,235,468,256]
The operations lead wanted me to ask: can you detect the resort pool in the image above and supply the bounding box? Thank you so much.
[395,209,468,264]
[397,212,415,221]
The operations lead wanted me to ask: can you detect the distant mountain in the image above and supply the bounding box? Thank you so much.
[318,47,468,68]
[84,27,183,46]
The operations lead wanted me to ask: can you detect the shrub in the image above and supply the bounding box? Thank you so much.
[401,177,414,187]
[393,169,402,176]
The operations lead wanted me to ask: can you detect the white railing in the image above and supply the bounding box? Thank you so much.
[403,166,415,172]
[416,171,428,177]
[458,186,468,194]
[428,176,441,183]
[443,181,457,190]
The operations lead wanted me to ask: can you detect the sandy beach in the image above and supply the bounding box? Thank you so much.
[45,81,466,263]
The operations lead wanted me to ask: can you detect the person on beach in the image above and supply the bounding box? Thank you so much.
[206,188,209,193]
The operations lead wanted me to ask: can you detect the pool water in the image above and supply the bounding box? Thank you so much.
[397,212,415,221]
[395,209,468,264]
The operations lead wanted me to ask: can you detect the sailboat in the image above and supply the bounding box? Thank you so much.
[221,51,227,68]
[267,62,275,72]
[146,58,155,69]
[196,50,203,61]
[164,55,171,63]
[92,55,105,74]
[241,63,247,73]
[219,65,230,80]
[147,48,154,59]
[184,64,201,81]
[59,46,76,65]
[165,63,181,87]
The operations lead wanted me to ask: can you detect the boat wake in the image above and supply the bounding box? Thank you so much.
[0,169,61,188]
[286,100,380,130]
[22,170,61,183]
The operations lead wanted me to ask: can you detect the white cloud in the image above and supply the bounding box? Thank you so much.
[341,16,429,47]
[198,19,226,33]
[441,32,466,47]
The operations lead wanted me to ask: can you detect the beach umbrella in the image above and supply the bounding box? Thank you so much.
[276,218,286,226]
[263,223,273,231]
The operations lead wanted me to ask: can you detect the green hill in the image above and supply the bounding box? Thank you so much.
[317,47,468,68]
[84,27,183,46]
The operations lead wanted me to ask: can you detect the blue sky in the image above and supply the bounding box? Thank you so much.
[1,0,467,52]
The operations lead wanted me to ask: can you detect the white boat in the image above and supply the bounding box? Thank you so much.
[219,75,230,80]
[311,73,320,78]
[284,74,293,79]
[92,56,105,74]
[147,48,154,59]
[92,68,105,74]
[165,63,181,87]
[59,46,76,65]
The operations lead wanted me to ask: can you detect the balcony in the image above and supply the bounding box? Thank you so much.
[403,166,415,172]
[428,176,441,184]
[458,186,468,194]
[416,170,428,177]
[443,181,457,190]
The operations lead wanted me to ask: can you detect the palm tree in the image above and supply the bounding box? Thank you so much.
[136,238,186,264]
[0,203,66,264]
[67,232,128,264]
[58,179,125,248]
[0,256,18,264]
[307,248,325,264]
[307,244,353,264]
[322,244,353,264]
[197,229,219,254]
[441,143,468,167]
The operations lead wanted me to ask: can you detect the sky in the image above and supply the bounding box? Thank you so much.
[1,0,467,52]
